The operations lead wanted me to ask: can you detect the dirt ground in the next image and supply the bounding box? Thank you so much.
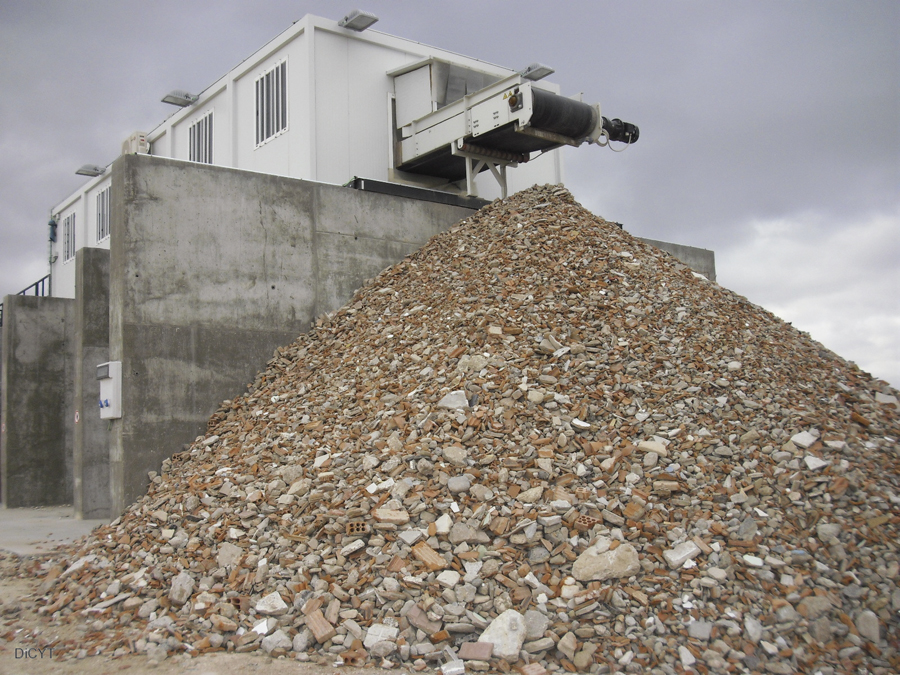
[0,554,406,675]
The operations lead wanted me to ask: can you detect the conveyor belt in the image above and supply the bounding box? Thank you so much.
[531,90,597,140]
[474,90,597,154]
[397,88,600,180]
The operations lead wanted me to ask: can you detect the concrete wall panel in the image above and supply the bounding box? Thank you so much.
[0,295,74,507]
[639,238,717,282]
[115,323,301,509]
[108,154,477,515]
[73,247,110,519]
[315,183,470,243]
[117,158,318,329]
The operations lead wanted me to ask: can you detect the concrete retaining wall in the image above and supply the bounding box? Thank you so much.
[639,238,717,282]
[73,248,110,519]
[0,295,74,507]
[3,153,718,517]
[108,154,476,514]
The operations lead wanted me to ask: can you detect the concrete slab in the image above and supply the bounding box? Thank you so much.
[0,505,106,555]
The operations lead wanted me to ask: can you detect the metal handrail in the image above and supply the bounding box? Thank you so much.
[19,274,51,297]
[0,274,52,327]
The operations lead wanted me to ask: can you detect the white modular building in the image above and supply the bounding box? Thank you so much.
[47,12,591,299]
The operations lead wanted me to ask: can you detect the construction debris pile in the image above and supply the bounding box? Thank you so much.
[24,186,900,673]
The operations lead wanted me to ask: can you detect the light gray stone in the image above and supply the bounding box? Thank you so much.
[292,628,312,652]
[261,629,292,654]
[775,604,800,623]
[364,623,400,649]
[256,591,288,616]
[517,486,544,503]
[573,650,593,670]
[435,513,453,534]
[557,632,577,660]
[842,583,867,600]
[678,645,695,668]
[437,570,461,588]
[798,595,832,619]
[524,637,555,653]
[447,476,471,493]
[478,609,526,661]
[456,584,477,603]
[688,620,712,640]
[638,440,667,456]
[469,484,494,501]
[740,429,761,444]
[736,515,758,540]
[449,522,480,544]
[442,446,468,466]
[572,538,640,581]
[663,541,701,569]
[399,529,424,546]
[810,617,833,643]
[528,547,551,564]
[702,648,727,670]
[217,541,243,568]
[743,616,763,643]
[856,610,880,643]
[875,392,899,406]
[791,431,818,449]
[804,455,830,470]
[371,641,397,658]
[816,522,842,542]
[524,610,549,640]
[168,572,194,606]
[138,599,159,619]
[438,391,469,410]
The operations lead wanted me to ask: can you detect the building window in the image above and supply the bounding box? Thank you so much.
[63,213,76,262]
[255,60,287,146]
[189,111,213,164]
[96,187,110,242]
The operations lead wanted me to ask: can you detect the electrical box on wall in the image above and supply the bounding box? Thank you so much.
[97,361,122,419]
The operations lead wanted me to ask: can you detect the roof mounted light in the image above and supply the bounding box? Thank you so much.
[338,9,379,31]
[520,63,555,81]
[161,90,199,107]
[76,165,106,177]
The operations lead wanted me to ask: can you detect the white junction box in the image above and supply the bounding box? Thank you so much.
[97,361,122,419]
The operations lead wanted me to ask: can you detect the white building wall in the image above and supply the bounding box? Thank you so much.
[53,200,78,300]
[236,55,294,176]
[313,30,406,184]
[50,174,112,299]
[86,180,113,250]
[170,91,224,165]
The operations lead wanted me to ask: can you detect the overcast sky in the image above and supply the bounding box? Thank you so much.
[1,0,897,386]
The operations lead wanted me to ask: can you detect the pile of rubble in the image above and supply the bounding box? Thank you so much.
[20,186,900,673]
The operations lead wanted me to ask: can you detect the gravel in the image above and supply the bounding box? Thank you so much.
[16,185,900,674]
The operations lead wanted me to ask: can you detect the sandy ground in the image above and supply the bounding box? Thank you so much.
[0,506,107,557]
[0,508,405,675]
[0,563,401,675]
